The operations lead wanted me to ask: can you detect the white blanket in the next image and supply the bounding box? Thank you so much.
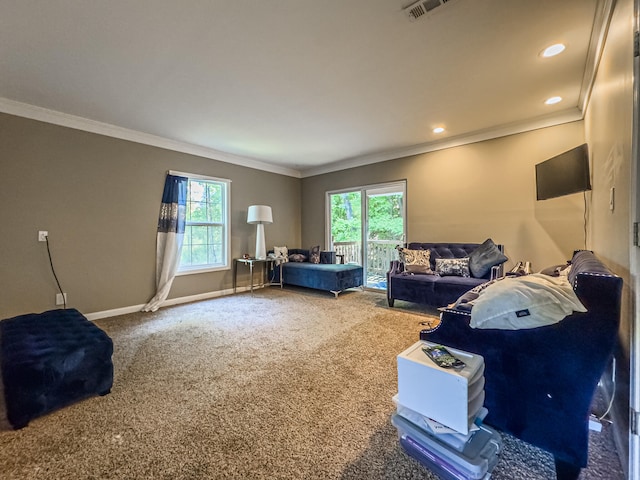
[469,273,587,330]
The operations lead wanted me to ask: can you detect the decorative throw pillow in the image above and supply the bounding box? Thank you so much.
[309,245,321,264]
[435,257,470,277]
[468,238,508,278]
[274,246,289,262]
[288,253,307,262]
[397,247,433,274]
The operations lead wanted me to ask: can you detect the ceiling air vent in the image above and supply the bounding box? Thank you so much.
[403,0,451,21]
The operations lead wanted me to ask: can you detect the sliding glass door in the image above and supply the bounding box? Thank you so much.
[327,181,406,290]
[364,184,405,288]
[328,190,363,265]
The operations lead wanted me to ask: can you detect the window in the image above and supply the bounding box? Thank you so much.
[177,173,231,274]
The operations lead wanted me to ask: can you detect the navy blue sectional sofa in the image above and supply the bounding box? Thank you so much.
[421,250,622,480]
[387,242,505,308]
[271,249,363,298]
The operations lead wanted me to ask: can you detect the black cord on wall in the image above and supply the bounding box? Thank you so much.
[598,357,616,423]
[45,235,67,309]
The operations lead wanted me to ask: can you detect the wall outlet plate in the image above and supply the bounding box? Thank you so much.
[56,293,67,305]
[38,231,48,242]
[609,187,615,211]
[589,415,603,432]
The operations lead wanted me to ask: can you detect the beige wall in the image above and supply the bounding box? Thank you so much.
[583,0,634,471]
[0,113,301,318]
[302,121,586,272]
[585,0,634,353]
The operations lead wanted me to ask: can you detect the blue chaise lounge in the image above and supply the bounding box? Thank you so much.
[271,249,363,298]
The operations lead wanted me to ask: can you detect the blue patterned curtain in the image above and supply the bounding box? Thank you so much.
[142,174,188,312]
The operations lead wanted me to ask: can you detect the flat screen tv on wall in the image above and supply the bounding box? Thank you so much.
[535,144,592,200]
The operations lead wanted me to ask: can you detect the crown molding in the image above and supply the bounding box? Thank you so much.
[300,107,584,178]
[0,97,584,180]
[579,0,616,113]
[0,97,302,178]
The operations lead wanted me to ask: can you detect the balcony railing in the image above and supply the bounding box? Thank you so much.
[332,240,400,288]
[333,241,361,265]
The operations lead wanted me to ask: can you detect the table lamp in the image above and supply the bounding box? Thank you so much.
[247,205,273,259]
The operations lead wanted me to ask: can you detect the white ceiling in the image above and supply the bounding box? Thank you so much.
[0,0,605,177]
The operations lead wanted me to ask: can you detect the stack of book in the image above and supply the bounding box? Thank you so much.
[393,341,502,480]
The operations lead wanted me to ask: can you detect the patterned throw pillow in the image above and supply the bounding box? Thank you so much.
[397,247,433,274]
[288,253,307,262]
[274,246,289,262]
[309,245,321,264]
[435,257,471,277]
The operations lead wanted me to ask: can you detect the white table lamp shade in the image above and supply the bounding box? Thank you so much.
[247,205,273,224]
[247,205,273,260]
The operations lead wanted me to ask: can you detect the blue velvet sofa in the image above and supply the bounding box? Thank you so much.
[271,249,363,298]
[387,242,505,308]
[420,250,622,480]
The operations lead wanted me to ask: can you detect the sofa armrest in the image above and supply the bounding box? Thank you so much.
[386,260,405,307]
[388,260,404,276]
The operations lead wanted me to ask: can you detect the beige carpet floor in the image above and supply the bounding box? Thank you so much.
[0,287,624,479]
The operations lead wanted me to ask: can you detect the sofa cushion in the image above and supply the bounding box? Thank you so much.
[469,274,587,330]
[468,238,508,278]
[397,247,433,274]
[431,275,485,304]
[435,257,470,277]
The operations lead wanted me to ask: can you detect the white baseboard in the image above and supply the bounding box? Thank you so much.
[84,285,256,321]
[84,303,147,321]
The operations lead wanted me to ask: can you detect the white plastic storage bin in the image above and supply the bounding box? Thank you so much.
[397,340,485,434]
[393,394,488,452]
[392,413,502,480]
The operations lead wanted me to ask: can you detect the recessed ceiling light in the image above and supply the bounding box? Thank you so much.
[541,43,566,57]
[433,127,445,134]
[545,96,562,105]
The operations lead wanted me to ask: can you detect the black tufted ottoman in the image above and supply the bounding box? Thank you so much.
[0,308,113,429]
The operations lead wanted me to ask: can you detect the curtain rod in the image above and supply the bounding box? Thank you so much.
[168,170,232,183]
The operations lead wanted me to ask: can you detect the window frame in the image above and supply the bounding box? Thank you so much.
[173,170,231,275]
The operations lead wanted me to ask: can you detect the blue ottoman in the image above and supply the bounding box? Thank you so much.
[0,308,113,429]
